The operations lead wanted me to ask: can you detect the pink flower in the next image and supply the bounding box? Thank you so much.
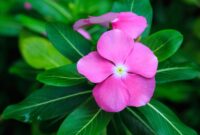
[73,12,147,39]
[77,28,91,40]
[24,2,32,10]
[77,30,158,112]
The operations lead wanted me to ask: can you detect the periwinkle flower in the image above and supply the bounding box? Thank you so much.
[73,12,147,39]
[77,30,158,112]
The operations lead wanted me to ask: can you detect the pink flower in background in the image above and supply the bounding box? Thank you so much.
[73,12,147,39]
[77,30,158,112]
[24,2,32,10]
[77,29,91,40]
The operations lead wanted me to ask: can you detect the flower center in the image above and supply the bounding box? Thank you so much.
[113,64,128,78]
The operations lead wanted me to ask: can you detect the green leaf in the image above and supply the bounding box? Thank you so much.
[58,98,112,135]
[0,1,15,15]
[156,62,199,83]
[183,0,200,7]
[20,36,71,70]
[37,64,86,87]
[107,114,132,135]
[73,0,111,16]
[39,115,66,134]
[143,29,183,62]
[27,0,72,22]
[132,0,153,37]
[138,100,198,135]
[9,60,41,80]
[193,17,200,39]
[121,108,156,135]
[46,23,92,62]
[0,16,22,36]
[31,123,45,135]
[16,14,46,34]
[112,0,153,37]
[2,85,91,122]
[88,25,108,44]
[111,0,133,12]
[155,82,192,102]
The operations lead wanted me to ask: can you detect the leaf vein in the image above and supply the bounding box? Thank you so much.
[55,25,84,57]
[6,90,91,115]
[41,75,85,80]
[157,67,193,73]
[147,103,183,135]
[75,109,102,135]
[127,108,156,135]
[153,35,179,53]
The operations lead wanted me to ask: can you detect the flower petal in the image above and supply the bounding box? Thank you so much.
[77,28,91,40]
[77,51,113,83]
[125,42,158,78]
[73,12,118,30]
[73,19,90,30]
[123,74,155,107]
[93,76,129,112]
[89,12,118,27]
[97,29,134,64]
[112,12,147,39]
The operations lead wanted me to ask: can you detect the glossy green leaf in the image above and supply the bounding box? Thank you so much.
[27,0,72,22]
[58,99,112,135]
[37,64,86,87]
[72,0,111,17]
[155,82,192,102]
[88,25,108,44]
[193,17,200,39]
[46,23,92,62]
[121,108,156,135]
[143,29,183,62]
[183,0,200,7]
[138,100,198,135]
[16,14,46,34]
[2,85,91,122]
[20,36,71,70]
[107,114,132,135]
[132,0,153,37]
[9,60,41,80]
[112,0,153,37]
[0,1,15,15]
[0,16,22,36]
[39,115,66,134]
[156,62,199,83]
[111,0,133,12]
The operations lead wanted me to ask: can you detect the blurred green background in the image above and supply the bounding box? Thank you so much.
[0,0,200,134]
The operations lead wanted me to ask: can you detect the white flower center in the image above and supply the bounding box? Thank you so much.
[113,64,128,78]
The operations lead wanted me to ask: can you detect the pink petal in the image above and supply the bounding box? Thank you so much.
[123,74,155,107]
[112,12,147,39]
[97,29,134,64]
[73,19,90,30]
[77,51,113,83]
[125,42,158,78]
[93,76,129,112]
[77,28,91,40]
[89,12,119,27]
[73,12,118,30]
